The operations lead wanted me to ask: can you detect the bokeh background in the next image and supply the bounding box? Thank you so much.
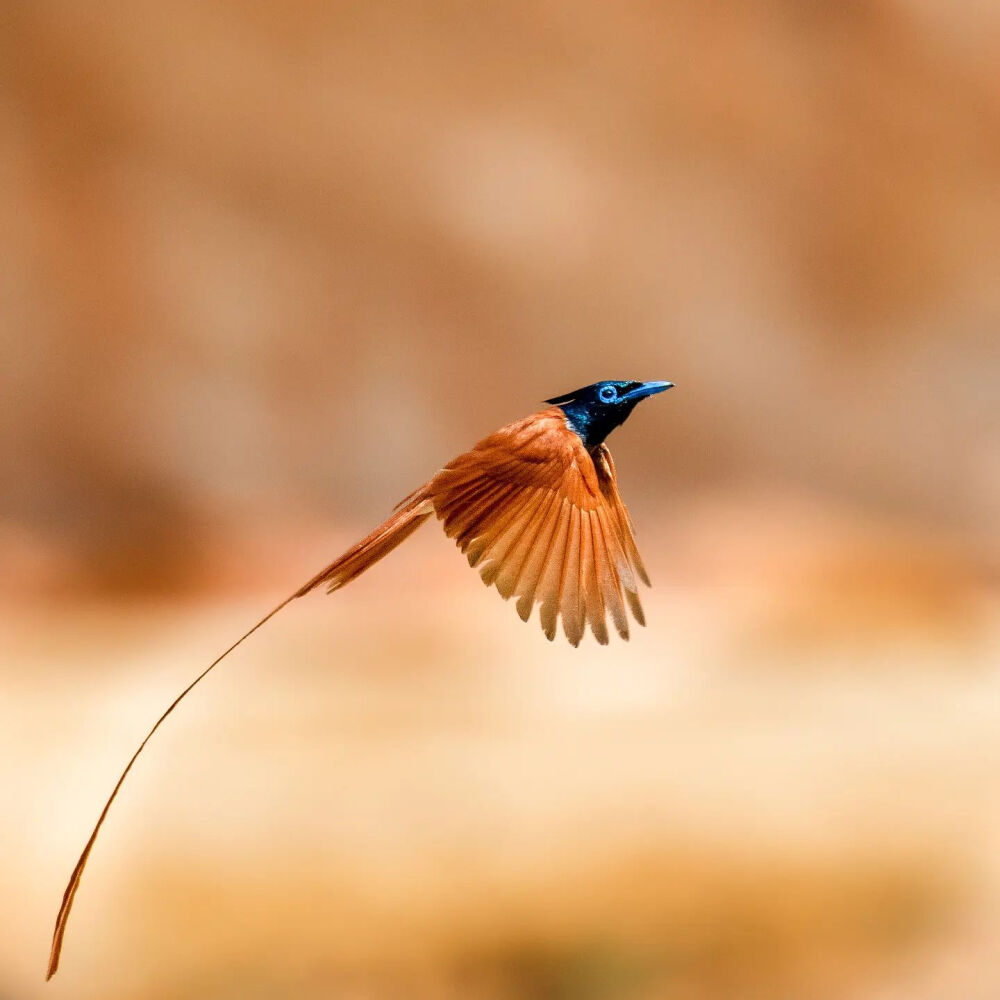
[3,2,1000,998]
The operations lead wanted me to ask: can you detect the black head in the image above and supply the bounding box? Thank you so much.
[545,379,674,448]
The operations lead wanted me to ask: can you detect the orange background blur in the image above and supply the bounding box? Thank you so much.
[3,3,999,998]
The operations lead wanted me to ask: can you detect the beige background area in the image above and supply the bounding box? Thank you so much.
[2,2,999,998]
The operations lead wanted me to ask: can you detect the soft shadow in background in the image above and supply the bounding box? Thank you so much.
[2,3,999,998]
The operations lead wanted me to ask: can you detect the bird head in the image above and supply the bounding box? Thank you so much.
[545,379,674,448]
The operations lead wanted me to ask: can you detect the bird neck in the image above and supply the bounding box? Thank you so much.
[556,400,631,449]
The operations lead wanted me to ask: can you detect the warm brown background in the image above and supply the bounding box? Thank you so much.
[2,2,999,998]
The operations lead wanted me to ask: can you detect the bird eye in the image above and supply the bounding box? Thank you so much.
[599,385,617,402]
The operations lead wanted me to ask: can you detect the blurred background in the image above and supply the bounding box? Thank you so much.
[2,2,1000,997]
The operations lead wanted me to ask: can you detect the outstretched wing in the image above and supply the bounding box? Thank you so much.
[428,408,649,645]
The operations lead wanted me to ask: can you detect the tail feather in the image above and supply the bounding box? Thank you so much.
[295,489,434,596]
[47,485,435,980]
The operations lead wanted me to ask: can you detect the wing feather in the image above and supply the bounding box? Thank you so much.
[596,444,651,587]
[437,478,504,531]
[592,511,629,640]
[536,499,572,640]
[596,506,637,595]
[447,481,529,552]
[515,493,564,622]
[560,504,584,646]
[580,512,609,644]
[497,489,561,600]
[454,484,523,559]
[479,488,548,588]
[597,507,642,627]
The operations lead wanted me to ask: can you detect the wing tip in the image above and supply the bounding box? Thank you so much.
[590,620,611,646]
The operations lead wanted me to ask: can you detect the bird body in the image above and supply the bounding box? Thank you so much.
[300,404,652,645]
[47,379,673,978]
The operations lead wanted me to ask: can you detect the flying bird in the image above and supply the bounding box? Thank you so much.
[47,378,673,979]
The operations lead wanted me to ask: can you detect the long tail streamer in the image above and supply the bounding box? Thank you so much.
[47,490,434,979]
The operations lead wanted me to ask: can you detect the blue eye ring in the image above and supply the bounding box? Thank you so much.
[599,384,617,402]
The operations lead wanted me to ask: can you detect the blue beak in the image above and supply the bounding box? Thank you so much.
[623,380,674,402]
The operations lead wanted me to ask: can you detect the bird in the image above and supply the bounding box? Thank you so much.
[46,378,673,979]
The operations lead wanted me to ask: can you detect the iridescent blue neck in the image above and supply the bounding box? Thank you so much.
[557,399,635,449]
